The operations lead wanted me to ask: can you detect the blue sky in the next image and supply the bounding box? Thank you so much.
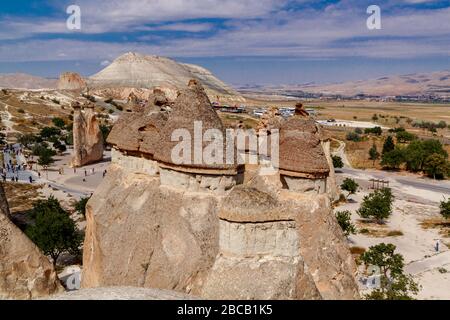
[0,0,449,85]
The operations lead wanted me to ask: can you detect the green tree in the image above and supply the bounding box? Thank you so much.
[18,134,39,148]
[74,197,90,217]
[37,148,55,167]
[381,148,404,169]
[346,131,361,142]
[361,243,419,300]
[52,117,66,128]
[440,198,450,219]
[396,131,417,143]
[357,188,394,223]
[340,178,359,199]
[335,210,356,236]
[26,196,82,266]
[332,155,344,169]
[403,140,426,172]
[424,153,449,180]
[40,126,61,140]
[369,143,380,165]
[382,136,395,155]
[365,126,382,136]
[64,131,74,146]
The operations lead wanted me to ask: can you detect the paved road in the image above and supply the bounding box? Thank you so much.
[331,137,450,196]
[406,251,450,275]
[2,144,91,198]
[340,167,450,196]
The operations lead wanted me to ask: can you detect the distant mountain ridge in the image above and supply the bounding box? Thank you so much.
[0,73,57,90]
[252,70,450,98]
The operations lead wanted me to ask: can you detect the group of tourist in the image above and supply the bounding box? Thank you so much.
[2,144,33,183]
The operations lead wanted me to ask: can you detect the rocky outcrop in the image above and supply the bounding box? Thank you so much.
[82,81,359,300]
[0,183,63,299]
[201,186,322,300]
[71,102,104,167]
[57,72,86,91]
[47,287,198,300]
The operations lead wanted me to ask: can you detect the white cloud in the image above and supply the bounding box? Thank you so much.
[100,60,111,66]
[0,1,448,62]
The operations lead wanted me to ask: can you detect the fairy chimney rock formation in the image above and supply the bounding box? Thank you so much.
[82,80,359,300]
[71,102,104,167]
[57,72,86,91]
[0,183,63,299]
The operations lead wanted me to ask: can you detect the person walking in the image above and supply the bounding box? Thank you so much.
[29,176,33,183]
[435,240,440,253]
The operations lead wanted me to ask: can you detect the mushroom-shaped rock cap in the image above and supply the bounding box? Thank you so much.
[153,80,237,173]
[107,111,168,156]
[219,186,292,222]
[108,88,172,155]
[279,118,330,177]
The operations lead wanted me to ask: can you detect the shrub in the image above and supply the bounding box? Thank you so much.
[364,126,382,136]
[332,155,344,169]
[341,178,359,199]
[52,117,66,128]
[357,188,394,223]
[40,126,61,139]
[346,131,361,142]
[439,198,450,219]
[396,131,417,143]
[335,210,357,236]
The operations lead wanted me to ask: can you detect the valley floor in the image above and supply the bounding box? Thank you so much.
[334,167,450,300]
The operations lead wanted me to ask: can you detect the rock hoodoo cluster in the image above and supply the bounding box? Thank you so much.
[82,80,359,299]
[71,102,104,167]
[0,183,63,299]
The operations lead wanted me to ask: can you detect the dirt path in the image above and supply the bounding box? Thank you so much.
[0,102,18,134]
[331,138,352,168]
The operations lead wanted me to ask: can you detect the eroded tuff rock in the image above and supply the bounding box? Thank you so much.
[57,72,86,91]
[82,80,359,300]
[0,183,63,299]
[71,102,104,167]
[47,287,198,300]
